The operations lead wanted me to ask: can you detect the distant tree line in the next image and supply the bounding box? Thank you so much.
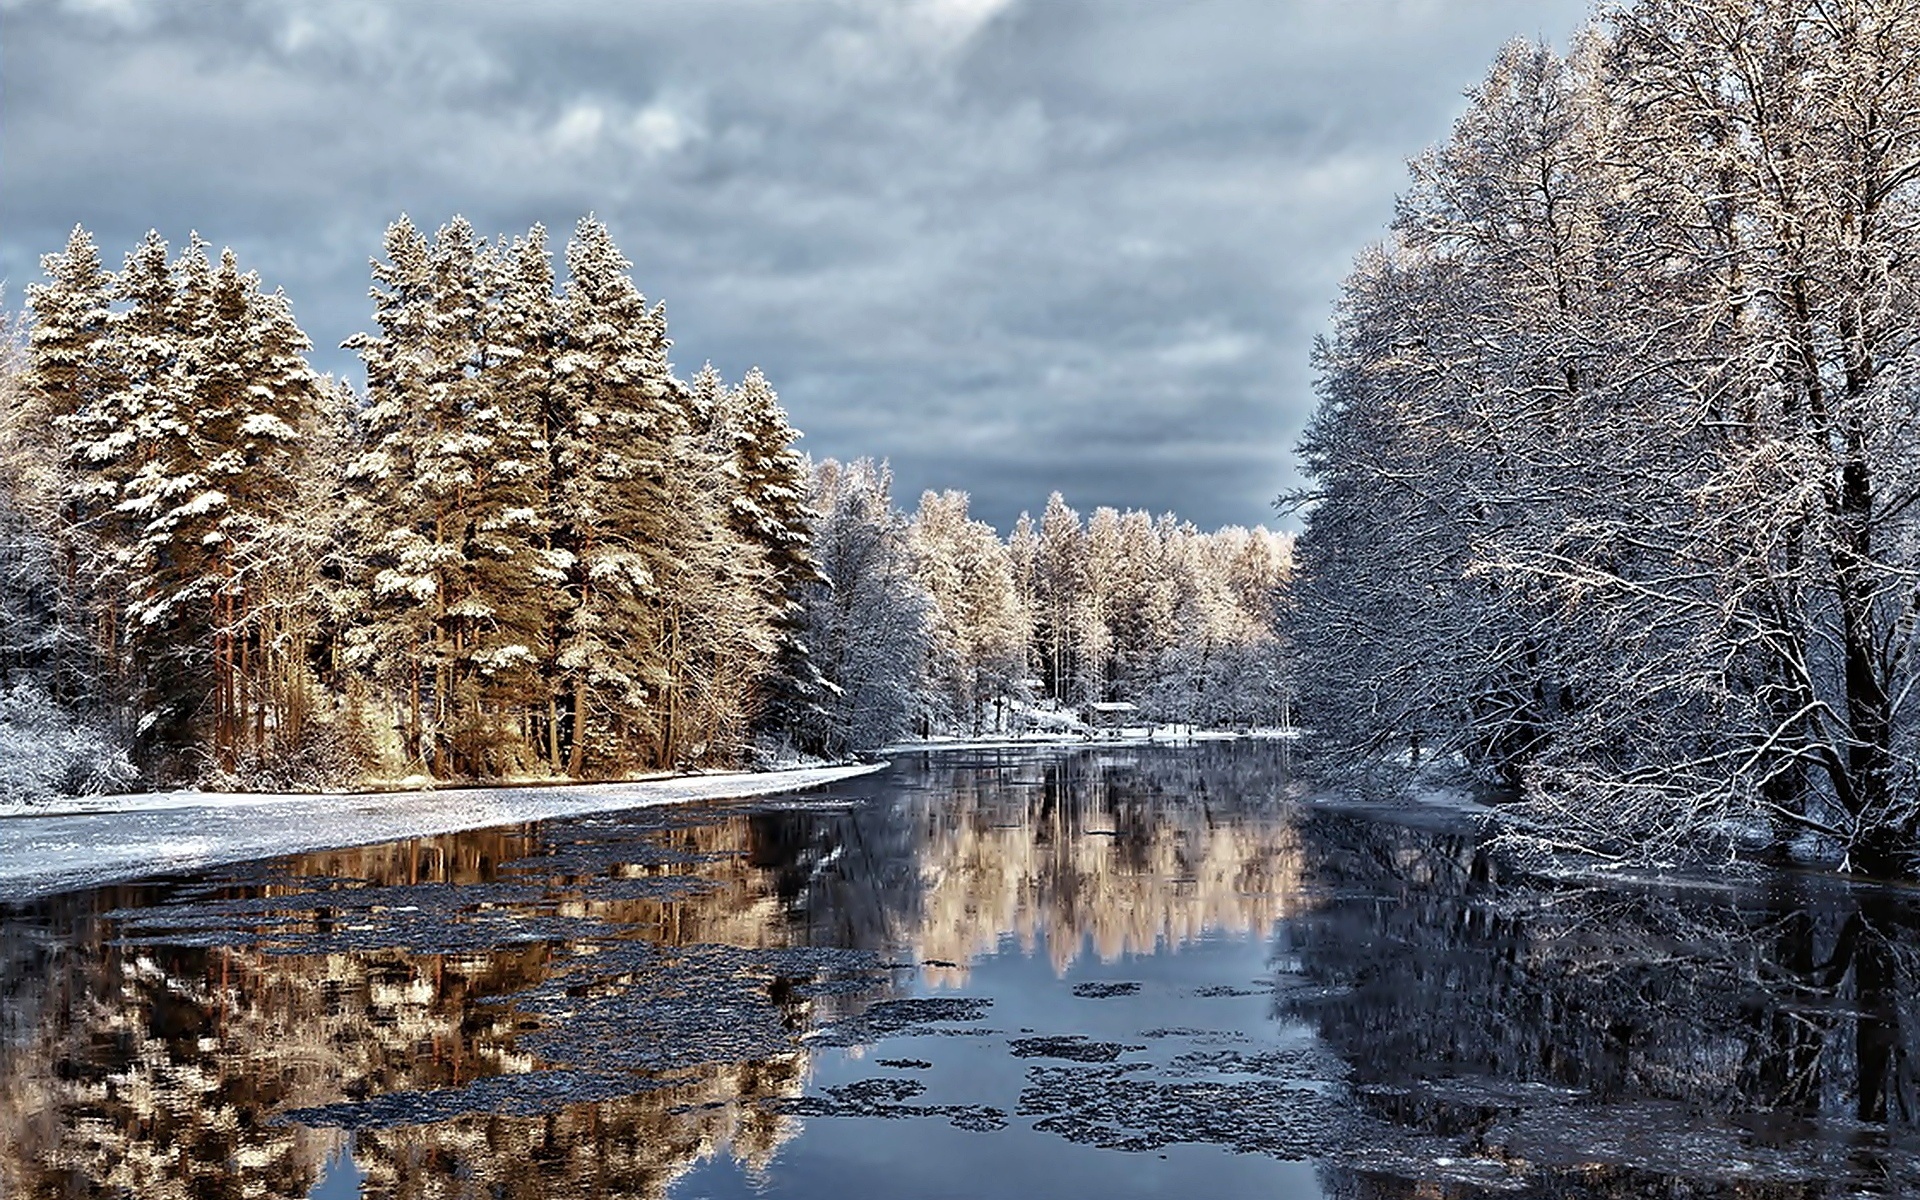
[1291,0,1920,876]
[0,217,1290,795]
[795,467,1292,755]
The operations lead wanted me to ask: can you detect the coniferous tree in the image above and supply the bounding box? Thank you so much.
[800,459,929,753]
[716,367,826,748]
[1033,492,1088,707]
[909,490,1026,734]
[15,234,120,710]
[34,229,140,723]
[494,226,572,771]
[344,215,444,771]
[347,218,555,775]
[446,227,553,772]
[654,375,776,767]
[548,216,683,775]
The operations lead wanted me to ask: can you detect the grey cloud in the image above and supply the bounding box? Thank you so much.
[1,0,1592,532]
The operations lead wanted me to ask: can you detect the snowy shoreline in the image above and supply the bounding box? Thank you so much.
[0,762,886,901]
[880,727,1300,754]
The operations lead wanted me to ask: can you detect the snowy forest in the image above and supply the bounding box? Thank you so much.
[0,217,1290,798]
[1292,0,1920,876]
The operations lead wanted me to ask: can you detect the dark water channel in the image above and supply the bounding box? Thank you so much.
[3,744,1919,1198]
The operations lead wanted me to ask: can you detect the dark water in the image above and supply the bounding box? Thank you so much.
[3,745,1918,1198]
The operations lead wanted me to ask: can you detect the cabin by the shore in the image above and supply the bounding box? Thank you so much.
[1085,701,1139,738]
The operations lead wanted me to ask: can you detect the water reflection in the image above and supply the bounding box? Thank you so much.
[0,746,1303,1199]
[759,748,1305,975]
[1286,806,1920,1196]
[6,748,1920,1198]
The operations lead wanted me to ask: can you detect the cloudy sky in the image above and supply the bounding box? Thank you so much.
[2,0,1593,531]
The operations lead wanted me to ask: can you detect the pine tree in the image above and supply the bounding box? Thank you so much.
[104,236,324,771]
[201,251,324,771]
[908,490,1025,734]
[548,216,683,775]
[346,217,559,775]
[715,367,825,749]
[445,227,552,773]
[344,215,452,772]
[1034,492,1087,707]
[800,459,929,753]
[21,226,121,711]
[653,391,775,768]
[109,231,203,764]
[494,226,571,772]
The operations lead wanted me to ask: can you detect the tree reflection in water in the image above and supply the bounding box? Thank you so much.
[0,825,814,1200]
[7,748,1916,1199]
[1284,806,1920,1197]
[0,745,1304,1200]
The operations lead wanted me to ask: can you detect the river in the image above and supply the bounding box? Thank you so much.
[1,743,1915,1197]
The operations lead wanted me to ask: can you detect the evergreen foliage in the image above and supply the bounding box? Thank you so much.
[1,215,1293,798]
[717,367,827,748]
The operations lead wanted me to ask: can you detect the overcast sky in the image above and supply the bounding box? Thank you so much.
[1,0,1594,531]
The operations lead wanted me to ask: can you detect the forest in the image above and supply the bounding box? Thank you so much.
[0,217,1289,798]
[1291,0,1920,876]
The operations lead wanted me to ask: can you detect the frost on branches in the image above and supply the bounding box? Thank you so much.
[794,480,1293,745]
[2,214,1296,799]
[1292,0,1920,877]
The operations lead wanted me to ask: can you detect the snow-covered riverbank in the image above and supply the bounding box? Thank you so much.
[881,727,1300,754]
[0,762,886,900]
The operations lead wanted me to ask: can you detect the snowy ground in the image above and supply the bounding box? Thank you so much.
[881,727,1301,754]
[0,763,885,901]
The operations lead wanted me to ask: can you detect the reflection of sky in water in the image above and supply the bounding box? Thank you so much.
[674,933,1325,1200]
[8,743,1920,1199]
[309,1140,362,1199]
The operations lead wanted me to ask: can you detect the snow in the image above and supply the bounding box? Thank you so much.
[881,726,1300,754]
[0,762,885,900]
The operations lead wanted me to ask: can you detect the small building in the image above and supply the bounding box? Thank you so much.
[1086,701,1139,738]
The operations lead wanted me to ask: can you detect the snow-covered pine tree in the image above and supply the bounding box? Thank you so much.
[344,215,449,772]
[247,371,363,787]
[347,217,554,776]
[801,459,929,753]
[652,374,776,768]
[1033,492,1088,707]
[548,216,683,775]
[908,490,1025,734]
[196,250,324,772]
[715,367,826,751]
[102,236,325,773]
[684,360,726,440]
[447,226,552,773]
[493,225,571,772]
[20,228,121,712]
[108,230,207,766]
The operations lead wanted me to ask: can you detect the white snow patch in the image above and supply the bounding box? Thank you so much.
[0,762,885,899]
[881,726,1300,754]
